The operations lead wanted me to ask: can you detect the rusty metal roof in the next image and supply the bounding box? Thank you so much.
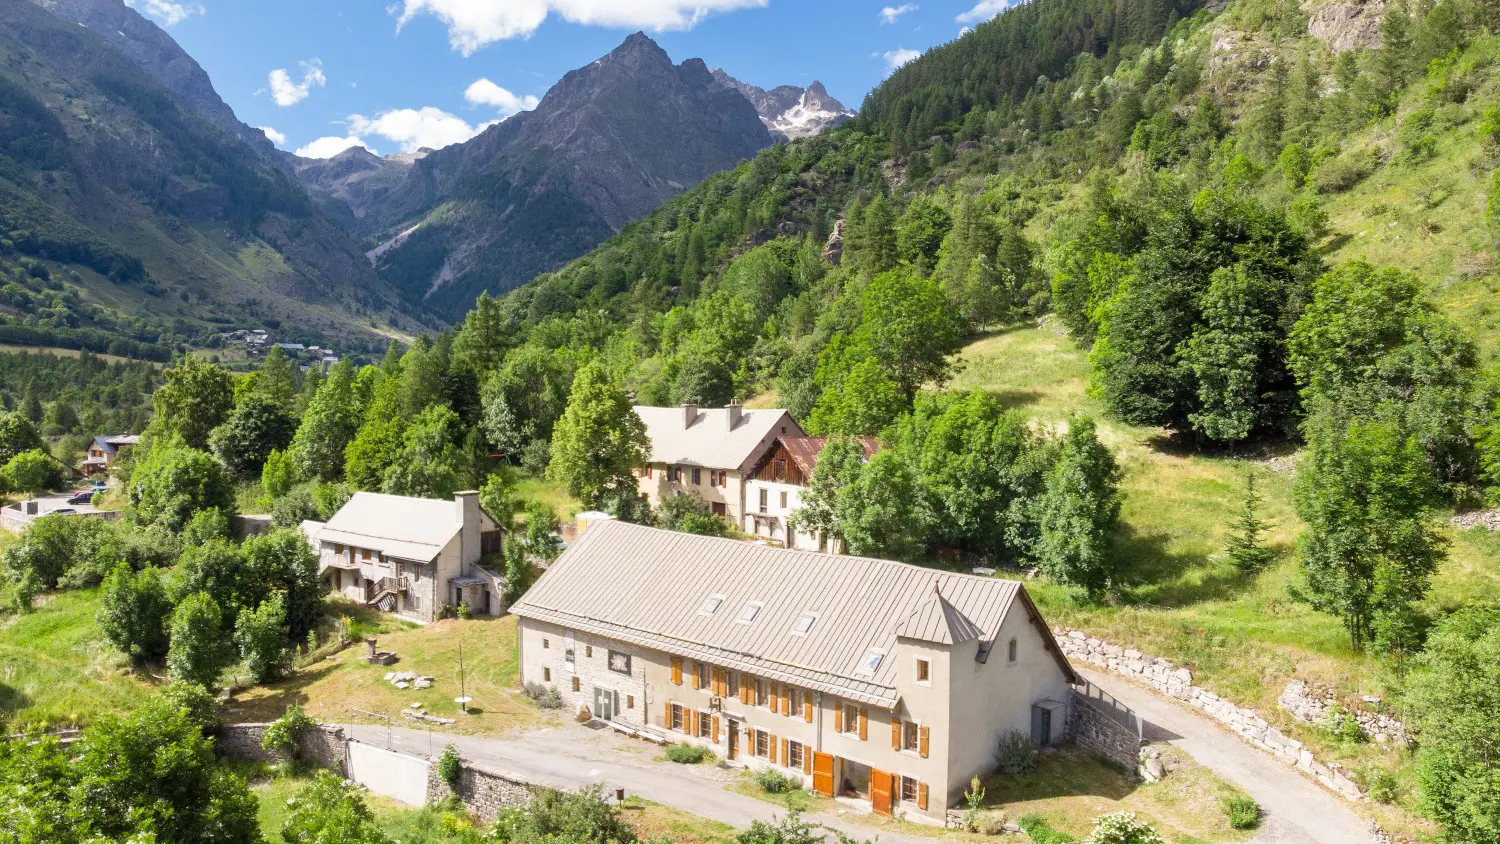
[778,436,879,477]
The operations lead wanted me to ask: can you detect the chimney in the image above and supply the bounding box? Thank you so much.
[455,490,481,567]
[726,400,743,431]
[682,403,698,428]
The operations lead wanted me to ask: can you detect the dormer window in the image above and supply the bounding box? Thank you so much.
[855,648,884,675]
[699,595,724,616]
[791,612,816,636]
[737,602,762,624]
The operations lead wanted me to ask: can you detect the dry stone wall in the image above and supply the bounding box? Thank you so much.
[217,722,347,772]
[1067,692,1143,772]
[1055,629,1366,802]
[427,762,534,822]
[1277,682,1410,746]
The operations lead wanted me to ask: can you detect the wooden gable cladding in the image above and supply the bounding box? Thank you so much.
[748,440,807,486]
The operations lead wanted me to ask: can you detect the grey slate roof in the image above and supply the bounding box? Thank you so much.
[634,406,802,471]
[314,492,463,562]
[511,520,1074,707]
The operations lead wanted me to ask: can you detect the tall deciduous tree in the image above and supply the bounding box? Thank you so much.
[99,561,171,661]
[547,362,649,508]
[1035,417,1122,598]
[150,357,235,451]
[167,591,231,688]
[288,359,360,483]
[128,442,235,532]
[860,269,963,400]
[0,411,44,466]
[208,393,296,480]
[381,405,471,499]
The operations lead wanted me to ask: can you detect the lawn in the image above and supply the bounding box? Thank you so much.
[224,612,552,737]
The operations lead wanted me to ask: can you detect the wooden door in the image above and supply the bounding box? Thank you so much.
[871,769,893,816]
[812,752,834,798]
[727,720,739,760]
[712,502,726,517]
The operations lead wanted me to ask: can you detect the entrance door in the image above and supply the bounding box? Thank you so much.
[711,502,726,517]
[1031,704,1053,747]
[593,687,614,721]
[812,752,834,797]
[871,769,893,816]
[727,719,739,760]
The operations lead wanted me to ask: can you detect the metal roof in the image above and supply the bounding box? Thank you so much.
[313,492,465,562]
[895,586,985,645]
[775,436,879,477]
[634,406,803,471]
[511,520,1073,707]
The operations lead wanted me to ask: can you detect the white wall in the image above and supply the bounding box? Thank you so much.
[347,741,430,806]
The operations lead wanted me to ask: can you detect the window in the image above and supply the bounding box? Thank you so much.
[902,720,920,752]
[916,659,931,684]
[609,651,631,674]
[737,602,762,624]
[334,544,344,555]
[779,491,788,508]
[644,465,653,479]
[585,645,593,658]
[727,671,739,698]
[698,711,713,738]
[542,638,550,649]
[786,740,804,769]
[758,488,768,513]
[626,694,635,709]
[543,667,551,682]
[791,612,816,636]
[692,468,701,485]
[670,703,685,731]
[361,549,371,561]
[754,678,770,708]
[842,703,860,734]
[900,776,920,802]
[698,595,724,616]
[754,730,770,758]
[773,458,787,480]
[856,648,884,675]
[571,676,581,692]
[695,662,710,689]
[1008,638,1018,663]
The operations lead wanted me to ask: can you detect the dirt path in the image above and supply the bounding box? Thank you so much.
[1073,666,1372,844]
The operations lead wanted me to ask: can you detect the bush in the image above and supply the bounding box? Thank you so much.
[972,809,1010,836]
[438,743,462,787]
[98,561,172,661]
[995,729,1038,775]
[754,767,799,794]
[523,681,563,709]
[1018,814,1079,844]
[1360,766,1399,804]
[1320,702,1365,744]
[262,703,315,757]
[167,591,231,688]
[1083,812,1164,844]
[156,681,221,733]
[491,785,638,843]
[235,593,291,683]
[1312,151,1373,193]
[666,742,709,764]
[280,770,391,843]
[1220,794,1259,829]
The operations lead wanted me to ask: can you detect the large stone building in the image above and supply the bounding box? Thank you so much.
[510,520,1076,821]
[741,435,878,550]
[633,403,804,525]
[307,491,506,622]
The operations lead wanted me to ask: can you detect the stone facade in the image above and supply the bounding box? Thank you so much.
[1066,693,1143,772]
[1055,629,1366,802]
[427,762,535,822]
[216,722,348,772]
[1277,681,1409,746]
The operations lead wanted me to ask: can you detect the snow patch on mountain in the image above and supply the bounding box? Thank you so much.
[710,70,856,140]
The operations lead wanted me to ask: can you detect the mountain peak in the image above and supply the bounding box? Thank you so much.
[710,72,856,140]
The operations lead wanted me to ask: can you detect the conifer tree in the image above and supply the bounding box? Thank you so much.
[1225,466,1275,571]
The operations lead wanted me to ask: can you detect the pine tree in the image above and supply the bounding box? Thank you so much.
[1225,466,1275,571]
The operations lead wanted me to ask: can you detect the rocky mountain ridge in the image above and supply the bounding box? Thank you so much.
[710,69,857,139]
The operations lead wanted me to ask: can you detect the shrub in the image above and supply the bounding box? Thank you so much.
[156,681,221,733]
[666,742,709,764]
[235,593,291,683]
[280,770,391,843]
[1312,151,1373,193]
[1083,812,1164,844]
[1320,702,1365,744]
[167,591,231,688]
[523,681,562,709]
[262,704,315,757]
[455,601,472,620]
[963,776,987,831]
[995,729,1038,775]
[1360,766,1399,804]
[98,561,172,661]
[754,767,799,794]
[438,743,462,788]
[491,785,637,844]
[972,809,1010,836]
[1220,794,1259,829]
[1018,814,1079,844]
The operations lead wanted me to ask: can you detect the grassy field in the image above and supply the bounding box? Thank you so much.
[0,344,146,365]
[224,613,551,736]
[511,471,583,521]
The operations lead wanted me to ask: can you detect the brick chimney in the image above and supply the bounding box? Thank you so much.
[726,400,743,431]
[682,403,698,428]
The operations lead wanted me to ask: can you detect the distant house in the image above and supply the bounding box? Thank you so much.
[743,435,878,551]
[81,434,139,474]
[306,491,506,621]
[633,403,804,525]
[276,343,305,352]
[511,520,1077,821]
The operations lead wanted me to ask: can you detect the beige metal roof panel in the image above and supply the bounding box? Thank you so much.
[634,406,803,470]
[321,491,462,555]
[511,521,1029,701]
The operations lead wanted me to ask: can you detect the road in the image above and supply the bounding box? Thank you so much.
[1073,666,1373,844]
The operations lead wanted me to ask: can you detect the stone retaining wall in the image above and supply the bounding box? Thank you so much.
[217,722,348,773]
[427,762,535,822]
[1278,682,1410,746]
[1055,629,1365,802]
[1067,692,1143,772]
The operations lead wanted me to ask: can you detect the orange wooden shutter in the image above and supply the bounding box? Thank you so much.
[691,662,701,690]
[919,725,930,758]
[664,701,671,727]
[712,715,721,743]
[780,738,789,767]
[834,705,843,733]
[780,686,790,716]
[892,717,902,749]
[803,748,813,774]
[671,657,682,685]
[859,708,868,740]
[803,697,813,723]
[769,734,778,763]
[918,782,929,810]
[871,770,893,816]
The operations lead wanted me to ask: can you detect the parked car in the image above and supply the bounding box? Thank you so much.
[48,508,78,516]
[67,491,95,505]
[90,480,108,489]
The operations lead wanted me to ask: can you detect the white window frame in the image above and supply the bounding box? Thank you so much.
[736,601,763,625]
[855,647,884,676]
[901,718,921,754]
[790,611,817,636]
[699,594,724,616]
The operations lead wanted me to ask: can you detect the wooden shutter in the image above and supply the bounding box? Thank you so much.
[663,701,671,727]
[769,734,778,764]
[803,696,813,723]
[871,770,893,816]
[812,752,835,797]
[780,685,790,716]
[691,662,701,690]
[917,781,929,811]
[834,705,843,733]
[671,657,682,685]
[712,715,721,743]
[740,681,751,705]
[892,717,902,749]
[859,708,868,740]
[803,748,813,774]
[780,738,789,768]
[919,725,930,758]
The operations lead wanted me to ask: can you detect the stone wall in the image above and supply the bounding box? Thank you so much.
[427,761,535,822]
[1067,692,1143,772]
[1056,629,1366,802]
[216,722,348,773]
[1278,682,1410,746]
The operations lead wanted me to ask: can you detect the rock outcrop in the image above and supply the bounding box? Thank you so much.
[1306,0,1388,53]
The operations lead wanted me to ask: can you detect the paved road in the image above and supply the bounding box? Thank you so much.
[1073,666,1372,844]
[346,722,933,844]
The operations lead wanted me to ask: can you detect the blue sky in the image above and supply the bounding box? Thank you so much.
[125,0,1012,158]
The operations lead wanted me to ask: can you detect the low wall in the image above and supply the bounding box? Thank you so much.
[1056,629,1366,801]
[1068,690,1144,772]
[427,761,535,822]
[349,741,430,806]
[217,722,347,773]
[1278,681,1409,746]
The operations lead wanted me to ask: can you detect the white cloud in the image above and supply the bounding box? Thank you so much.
[125,0,205,26]
[295,135,374,159]
[956,0,1017,24]
[349,107,483,153]
[880,4,917,24]
[464,78,541,116]
[883,48,921,70]
[396,0,768,56]
[258,126,287,146]
[268,60,327,107]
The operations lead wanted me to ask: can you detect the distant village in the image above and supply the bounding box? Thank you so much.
[220,329,341,369]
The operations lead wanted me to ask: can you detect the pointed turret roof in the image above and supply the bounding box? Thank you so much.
[895,583,985,645]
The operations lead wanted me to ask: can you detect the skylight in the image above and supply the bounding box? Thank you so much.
[856,648,885,675]
[791,612,816,635]
[737,602,762,624]
[699,595,723,616]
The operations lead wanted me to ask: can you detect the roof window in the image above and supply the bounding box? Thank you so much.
[699,595,724,616]
[855,648,885,675]
[736,601,762,624]
[791,612,817,636]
